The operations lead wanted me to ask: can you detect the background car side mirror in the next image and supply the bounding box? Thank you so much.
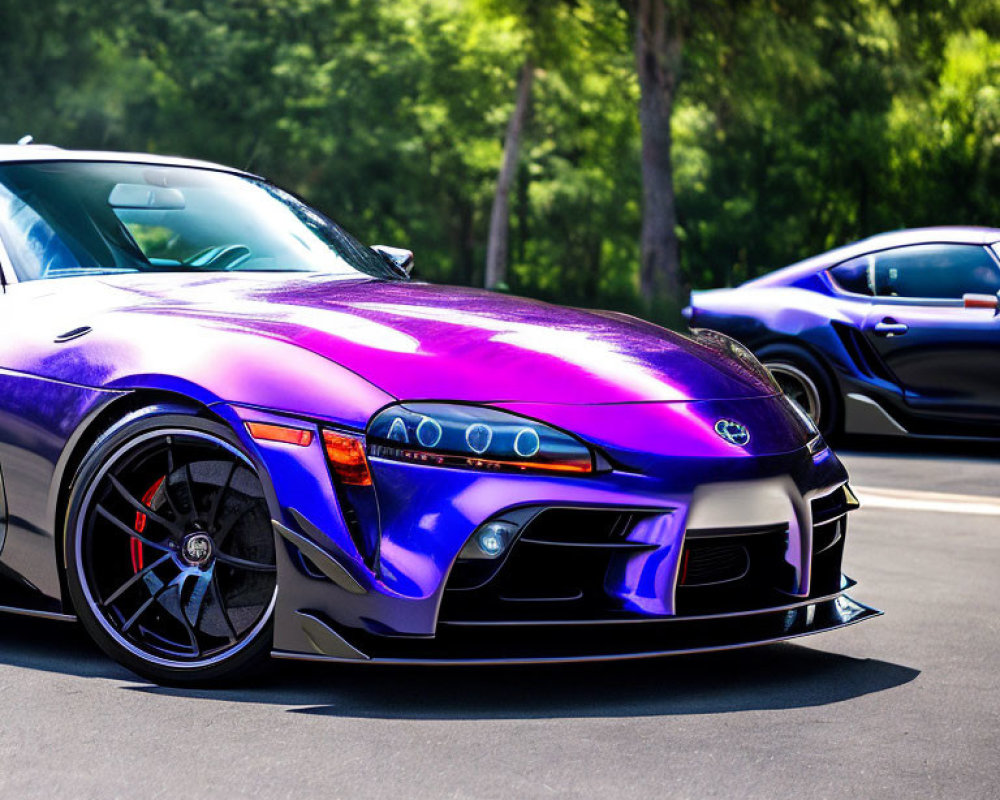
[962,293,998,312]
[372,244,414,278]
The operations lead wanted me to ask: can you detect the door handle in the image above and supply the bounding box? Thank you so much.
[873,320,908,337]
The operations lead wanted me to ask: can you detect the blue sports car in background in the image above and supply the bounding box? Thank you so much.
[687,227,1000,439]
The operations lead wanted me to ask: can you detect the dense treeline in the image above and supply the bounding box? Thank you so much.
[0,0,997,324]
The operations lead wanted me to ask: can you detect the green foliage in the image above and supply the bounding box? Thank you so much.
[0,0,996,327]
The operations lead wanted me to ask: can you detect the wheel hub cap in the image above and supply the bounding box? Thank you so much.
[181,532,214,567]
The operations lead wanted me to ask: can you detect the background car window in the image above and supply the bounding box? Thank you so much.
[871,244,1000,299]
[828,256,874,295]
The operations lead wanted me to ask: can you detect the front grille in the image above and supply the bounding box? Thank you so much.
[674,525,791,615]
[679,542,749,586]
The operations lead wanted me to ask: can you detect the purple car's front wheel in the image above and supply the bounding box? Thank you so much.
[65,409,277,685]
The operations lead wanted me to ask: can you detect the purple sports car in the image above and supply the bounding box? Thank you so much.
[0,146,878,684]
[687,227,1000,439]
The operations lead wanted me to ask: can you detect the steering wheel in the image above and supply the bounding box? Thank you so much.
[183,244,252,271]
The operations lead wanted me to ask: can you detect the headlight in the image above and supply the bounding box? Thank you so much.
[367,403,596,474]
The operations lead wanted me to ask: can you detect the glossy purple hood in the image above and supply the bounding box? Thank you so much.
[83,274,774,405]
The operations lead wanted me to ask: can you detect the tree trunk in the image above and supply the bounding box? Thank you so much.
[485,57,534,290]
[457,199,475,286]
[632,0,683,303]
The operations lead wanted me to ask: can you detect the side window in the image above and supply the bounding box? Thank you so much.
[872,244,1000,299]
[828,256,874,295]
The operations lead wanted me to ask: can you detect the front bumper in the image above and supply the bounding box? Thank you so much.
[220,401,880,664]
[267,483,880,663]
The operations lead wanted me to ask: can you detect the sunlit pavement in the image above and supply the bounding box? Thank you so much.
[1,442,998,799]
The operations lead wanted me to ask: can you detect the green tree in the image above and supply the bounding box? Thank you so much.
[0,0,996,327]
[480,0,585,290]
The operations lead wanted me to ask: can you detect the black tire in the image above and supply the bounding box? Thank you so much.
[757,346,840,438]
[63,406,276,685]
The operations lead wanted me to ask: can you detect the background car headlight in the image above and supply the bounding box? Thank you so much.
[367,403,596,474]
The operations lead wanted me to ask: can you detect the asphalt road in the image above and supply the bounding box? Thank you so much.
[1,440,998,800]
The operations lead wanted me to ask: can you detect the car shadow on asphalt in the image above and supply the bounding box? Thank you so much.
[0,614,919,719]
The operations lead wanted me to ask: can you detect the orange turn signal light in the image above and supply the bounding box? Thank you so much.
[322,429,373,486]
[246,421,314,447]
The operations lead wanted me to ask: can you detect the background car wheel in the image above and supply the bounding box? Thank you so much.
[758,347,840,438]
[64,407,277,685]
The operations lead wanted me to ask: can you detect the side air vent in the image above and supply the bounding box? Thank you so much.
[830,322,897,383]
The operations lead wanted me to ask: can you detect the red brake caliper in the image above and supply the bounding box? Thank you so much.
[132,476,166,573]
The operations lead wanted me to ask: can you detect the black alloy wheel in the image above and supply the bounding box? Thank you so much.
[65,408,277,685]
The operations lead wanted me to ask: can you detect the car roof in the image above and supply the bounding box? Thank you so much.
[0,144,256,178]
[747,226,1000,287]
[847,226,1000,249]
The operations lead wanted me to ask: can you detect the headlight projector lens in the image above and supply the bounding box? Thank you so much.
[465,423,493,454]
[513,427,541,457]
[415,416,443,448]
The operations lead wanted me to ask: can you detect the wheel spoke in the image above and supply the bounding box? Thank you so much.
[183,462,198,517]
[215,551,277,572]
[101,553,172,607]
[162,443,184,521]
[162,570,204,656]
[95,504,172,552]
[184,569,213,631]
[108,475,183,537]
[207,461,238,532]
[120,580,172,633]
[214,504,254,550]
[176,586,203,657]
[208,573,238,643]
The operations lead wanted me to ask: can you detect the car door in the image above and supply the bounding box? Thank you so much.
[859,243,1000,418]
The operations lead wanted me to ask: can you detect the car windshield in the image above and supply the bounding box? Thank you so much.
[0,160,399,281]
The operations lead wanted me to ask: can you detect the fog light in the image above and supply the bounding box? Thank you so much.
[478,527,507,556]
[459,520,519,560]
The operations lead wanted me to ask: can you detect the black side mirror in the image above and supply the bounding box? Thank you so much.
[372,245,414,278]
